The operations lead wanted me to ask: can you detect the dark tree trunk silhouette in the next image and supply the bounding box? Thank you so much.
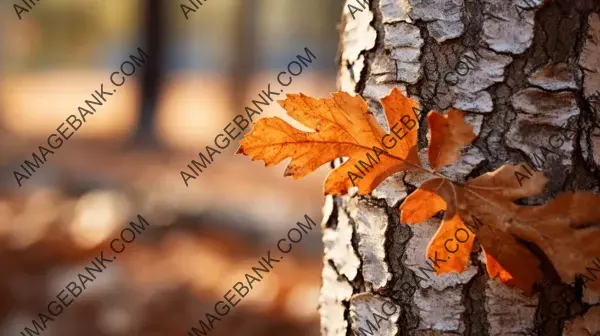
[132,0,166,147]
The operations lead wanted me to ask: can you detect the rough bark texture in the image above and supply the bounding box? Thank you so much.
[320,0,600,335]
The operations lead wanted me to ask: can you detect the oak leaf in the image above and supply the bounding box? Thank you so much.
[238,87,600,294]
[237,88,422,195]
[402,163,600,293]
[428,109,476,171]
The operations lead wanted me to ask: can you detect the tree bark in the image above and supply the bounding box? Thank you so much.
[319,0,600,335]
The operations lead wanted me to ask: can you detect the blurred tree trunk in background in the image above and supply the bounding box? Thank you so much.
[132,0,166,147]
[229,0,259,117]
[319,0,600,335]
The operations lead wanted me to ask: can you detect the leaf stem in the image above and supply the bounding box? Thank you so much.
[387,153,459,184]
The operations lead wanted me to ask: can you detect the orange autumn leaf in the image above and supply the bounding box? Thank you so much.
[477,226,542,292]
[427,213,475,274]
[238,87,600,294]
[237,88,422,195]
[399,178,446,224]
[483,249,513,284]
[401,163,600,293]
[508,192,600,291]
[428,109,476,171]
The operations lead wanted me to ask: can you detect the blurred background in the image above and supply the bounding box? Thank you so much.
[0,1,342,335]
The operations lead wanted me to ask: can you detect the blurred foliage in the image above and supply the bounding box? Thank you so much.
[3,1,139,72]
[1,0,341,73]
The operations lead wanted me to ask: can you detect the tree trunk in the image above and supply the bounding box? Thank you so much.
[132,0,166,147]
[228,0,259,118]
[319,0,600,335]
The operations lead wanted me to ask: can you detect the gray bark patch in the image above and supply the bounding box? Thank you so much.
[410,0,466,42]
[485,280,538,336]
[323,208,361,281]
[349,199,392,290]
[482,0,543,54]
[383,22,424,84]
[528,63,581,91]
[414,287,467,333]
[349,293,401,336]
[372,172,408,207]
[319,262,353,336]
[452,48,513,113]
